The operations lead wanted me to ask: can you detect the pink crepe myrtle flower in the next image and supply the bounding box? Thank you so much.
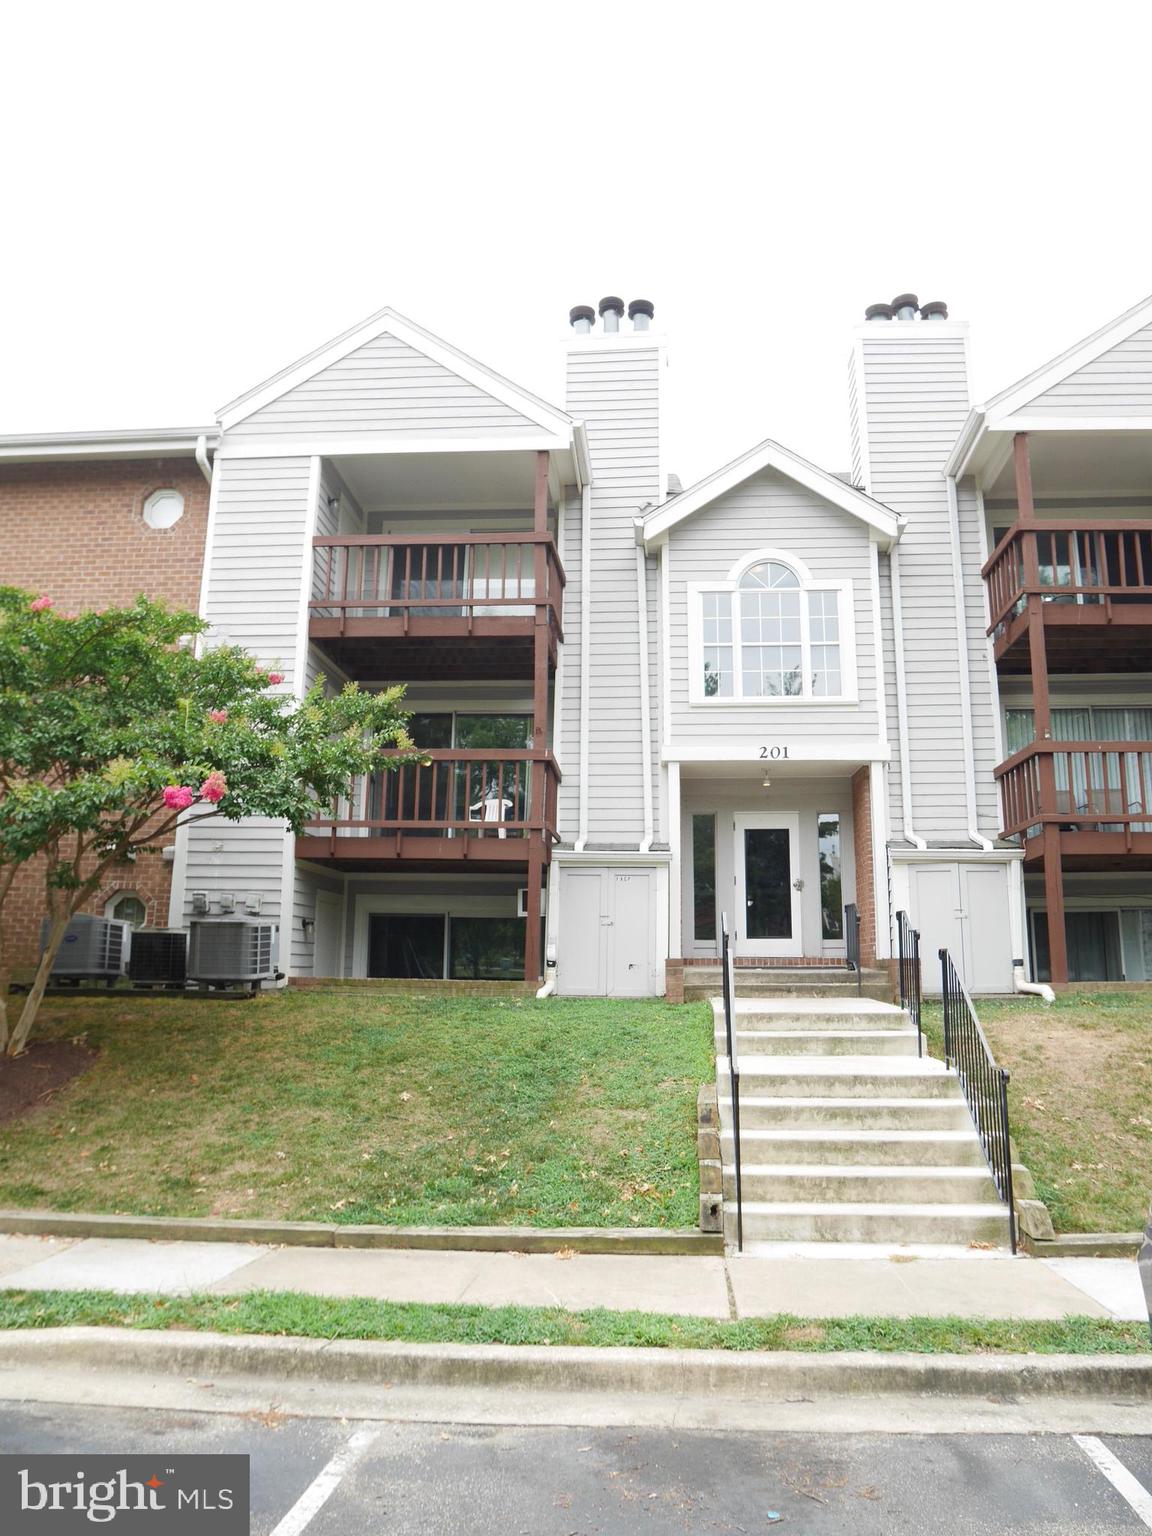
[207,709,229,724]
[29,596,54,612]
[265,671,285,686]
[163,785,195,810]
[199,771,228,804]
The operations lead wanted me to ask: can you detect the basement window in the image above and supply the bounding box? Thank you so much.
[142,489,185,530]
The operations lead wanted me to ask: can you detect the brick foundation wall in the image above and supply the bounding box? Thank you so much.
[851,766,877,966]
[0,456,209,972]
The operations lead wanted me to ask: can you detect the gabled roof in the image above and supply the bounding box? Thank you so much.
[217,305,575,437]
[639,436,903,546]
[984,289,1152,422]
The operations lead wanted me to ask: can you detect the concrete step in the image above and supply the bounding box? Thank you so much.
[719,1127,986,1167]
[719,1029,921,1058]
[722,1164,1001,1204]
[724,1201,1012,1246]
[712,996,913,1032]
[718,1095,974,1130]
[717,1058,961,1098]
[687,968,893,1003]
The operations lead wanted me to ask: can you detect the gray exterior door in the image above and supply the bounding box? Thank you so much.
[557,868,656,997]
[911,862,1013,994]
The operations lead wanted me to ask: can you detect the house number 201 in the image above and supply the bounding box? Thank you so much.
[759,746,789,759]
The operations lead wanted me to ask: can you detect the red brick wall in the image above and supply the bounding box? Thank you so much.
[851,766,877,966]
[0,457,209,972]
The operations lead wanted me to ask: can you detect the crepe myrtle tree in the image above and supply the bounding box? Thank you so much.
[0,587,412,1055]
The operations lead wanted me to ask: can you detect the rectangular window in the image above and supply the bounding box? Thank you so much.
[808,590,841,696]
[701,591,734,697]
[818,813,843,940]
[448,916,525,980]
[692,814,716,942]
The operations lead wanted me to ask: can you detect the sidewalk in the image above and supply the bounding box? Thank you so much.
[0,1233,1145,1322]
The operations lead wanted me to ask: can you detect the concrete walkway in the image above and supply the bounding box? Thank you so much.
[0,1233,1146,1322]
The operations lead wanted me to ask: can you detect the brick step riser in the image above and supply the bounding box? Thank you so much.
[724,1209,1011,1246]
[721,1170,1002,1204]
[719,1134,986,1168]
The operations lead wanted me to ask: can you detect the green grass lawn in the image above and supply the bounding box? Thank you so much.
[1,1288,1146,1354]
[922,991,1152,1235]
[0,992,713,1228]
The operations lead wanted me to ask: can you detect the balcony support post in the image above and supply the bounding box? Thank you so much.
[532,451,550,749]
[524,845,543,984]
[1015,432,1068,983]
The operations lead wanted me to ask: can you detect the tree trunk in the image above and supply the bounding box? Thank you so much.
[0,864,19,1054]
[7,906,71,1057]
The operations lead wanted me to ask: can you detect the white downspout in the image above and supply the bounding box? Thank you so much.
[889,543,927,849]
[946,474,994,852]
[195,434,212,484]
[1013,963,1054,1003]
[574,482,592,853]
[635,544,654,853]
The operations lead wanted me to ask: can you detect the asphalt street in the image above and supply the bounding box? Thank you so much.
[1,1400,1151,1534]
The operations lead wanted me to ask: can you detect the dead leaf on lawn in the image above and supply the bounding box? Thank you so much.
[555,1247,576,1261]
[399,1091,412,1102]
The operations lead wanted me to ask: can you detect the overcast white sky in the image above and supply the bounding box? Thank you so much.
[3,1,1152,483]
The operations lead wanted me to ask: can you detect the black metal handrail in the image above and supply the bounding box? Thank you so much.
[720,912,743,1253]
[896,910,923,1057]
[939,948,1017,1253]
[844,903,862,996]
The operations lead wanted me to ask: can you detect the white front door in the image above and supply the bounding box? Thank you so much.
[313,890,343,977]
[733,813,802,957]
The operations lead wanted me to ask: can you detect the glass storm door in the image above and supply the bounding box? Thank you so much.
[733,813,802,956]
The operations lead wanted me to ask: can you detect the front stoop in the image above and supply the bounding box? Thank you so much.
[685,966,892,1003]
[713,996,1013,1249]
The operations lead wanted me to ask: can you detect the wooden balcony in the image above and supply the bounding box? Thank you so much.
[309,534,565,680]
[983,521,1152,671]
[996,740,1152,868]
[295,749,560,870]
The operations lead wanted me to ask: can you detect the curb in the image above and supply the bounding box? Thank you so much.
[1028,1233,1143,1260]
[0,1210,722,1257]
[2,1328,1150,1401]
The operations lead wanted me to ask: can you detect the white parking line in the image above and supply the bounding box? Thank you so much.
[1074,1435,1152,1529]
[269,1426,381,1536]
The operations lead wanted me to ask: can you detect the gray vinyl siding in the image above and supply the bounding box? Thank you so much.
[956,476,1001,832]
[556,485,582,843]
[856,328,973,842]
[565,341,661,847]
[228,332,539,441]
[291,866,343,975]
[1020,322,1152,415]
[666,468,879,744]
[877,552,904,838]
[184,454,315,932]
[180,817,291,926]
[201,455,313,683]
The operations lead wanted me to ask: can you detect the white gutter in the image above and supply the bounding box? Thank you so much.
[0,425,220,462]
[943,405,986,480]
[574,481,592,853]
[195,434,213,484]
[888,544,927,850]
[535,974,556,1000]
[635,546,654,853]
[946,474,994,852]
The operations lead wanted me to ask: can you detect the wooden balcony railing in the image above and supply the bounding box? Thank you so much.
[299,750,560,857]
[310,534,564,637]
[983,521,1152,636]
[996,740,1152,843]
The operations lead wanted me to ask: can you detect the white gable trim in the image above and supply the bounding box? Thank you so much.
[640,437,901,546]
[217,307,575,437]
[985,292,1152,423]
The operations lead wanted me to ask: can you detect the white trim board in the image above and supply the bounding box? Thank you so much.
[214,433,576,461]
[218,307,575,436]
[641,436,901,546]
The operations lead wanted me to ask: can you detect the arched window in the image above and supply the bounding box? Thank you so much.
[695,554,854,703]
[105,893,146,928]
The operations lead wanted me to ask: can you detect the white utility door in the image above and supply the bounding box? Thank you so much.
[313,890,343,977]
[733,813,802,957]
[556,868,657,995]
[910,863,1013,994]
